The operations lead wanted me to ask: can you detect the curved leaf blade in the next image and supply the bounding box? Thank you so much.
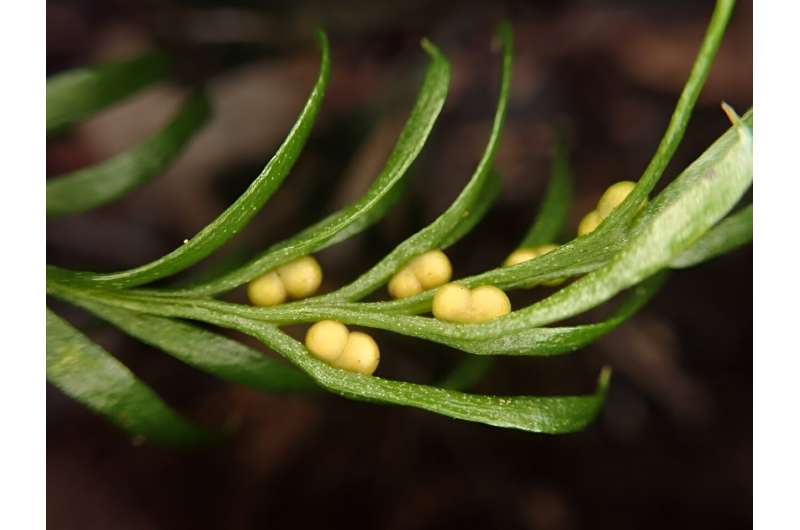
[68,299,318,393]
[438,357,494,391]
[48,30,331,288]
[670,203,752,268]
[46,91,212,217]
[47,52,170,136]
[436,168,502,249]
[250,323,610,434]
[588,0,737,237]
[46,309,212,447]
[323,176,409,248]
[520,128,574,247]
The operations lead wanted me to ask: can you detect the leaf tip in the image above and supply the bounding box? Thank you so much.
[186,88,214,123]
[598,365,613,392]
[419,37,433,52]
[721,101,752,143]
[720,101,740,126]
[312,27,329,47]
[494,20,513,49]
[312,28,331,70]
[420,38,443,60]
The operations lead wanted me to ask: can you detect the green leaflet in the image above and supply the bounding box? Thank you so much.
[670,204,752,268]
[165,38,452,297]
[311,22,513,303]
[437,169,502,249]
[519,129,573,247]
[167,243,258,289]
[502,129,575,290]
[323,176,409,248]
[47,30,331,289]
[438,357,495,391]
[46,91,212,217]
[47,52,170,136]
[248,323,610,434]
[46,309,212,447]
[585,0,737,237]
[66,299,318,393]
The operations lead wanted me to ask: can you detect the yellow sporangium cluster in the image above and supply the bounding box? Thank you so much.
[578,180,644,236]
[432,283,511,323]
[247,255,323,307]
[388,249,452,299]
[504,243,558,267]
[304,320,380,375]
[577,210,602,236]
[503,244,564,286]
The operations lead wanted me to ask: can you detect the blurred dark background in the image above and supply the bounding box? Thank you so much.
[46,1,753,529]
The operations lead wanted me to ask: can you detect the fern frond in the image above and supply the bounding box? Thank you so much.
[46,0,752,445]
